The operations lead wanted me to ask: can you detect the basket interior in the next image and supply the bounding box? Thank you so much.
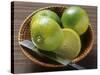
[18,6,93,66]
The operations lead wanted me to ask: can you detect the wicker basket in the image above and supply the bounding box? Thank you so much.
[18,6,94,67]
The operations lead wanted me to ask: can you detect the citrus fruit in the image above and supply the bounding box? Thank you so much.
[56,28,81,59]
[61,6,89,35]
[30,16,64,51]
[31,10,61,25]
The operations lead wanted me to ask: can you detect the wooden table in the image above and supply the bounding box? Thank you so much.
[11,1,97,74]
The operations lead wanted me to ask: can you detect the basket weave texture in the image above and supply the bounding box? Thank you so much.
[18,6,94,67]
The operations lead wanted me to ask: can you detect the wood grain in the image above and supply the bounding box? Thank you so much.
[11,1,97,74]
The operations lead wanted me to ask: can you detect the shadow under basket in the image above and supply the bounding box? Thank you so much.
[18,6,94,68]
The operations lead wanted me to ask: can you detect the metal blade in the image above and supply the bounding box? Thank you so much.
[19,40,85,69]
[19,40,71,65]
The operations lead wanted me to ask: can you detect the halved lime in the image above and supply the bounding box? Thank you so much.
[56,28,81,59]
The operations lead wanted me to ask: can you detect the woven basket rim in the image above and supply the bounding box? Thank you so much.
[18,6,94,67]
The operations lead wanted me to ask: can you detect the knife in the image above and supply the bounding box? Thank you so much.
[19,40,85,69]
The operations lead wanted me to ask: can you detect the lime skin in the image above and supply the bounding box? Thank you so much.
[61,6,89,35]
[32,10,61,25]
[30,16,64,51]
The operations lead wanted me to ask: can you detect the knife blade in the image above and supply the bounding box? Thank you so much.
[19,40,85,69]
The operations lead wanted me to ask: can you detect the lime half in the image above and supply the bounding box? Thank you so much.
[56,28,81,59]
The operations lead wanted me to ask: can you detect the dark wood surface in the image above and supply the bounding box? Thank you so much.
[11,1,97,74]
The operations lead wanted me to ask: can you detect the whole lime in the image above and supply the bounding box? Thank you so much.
[56,28,81,59]
[61,6,89,35]
[31,10,61,25]
[30,17,64,51]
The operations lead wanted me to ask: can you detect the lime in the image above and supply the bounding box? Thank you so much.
[61,6,89,35]
[31,10,61,25]
[56,28,81,59]
[30,16,64,51]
